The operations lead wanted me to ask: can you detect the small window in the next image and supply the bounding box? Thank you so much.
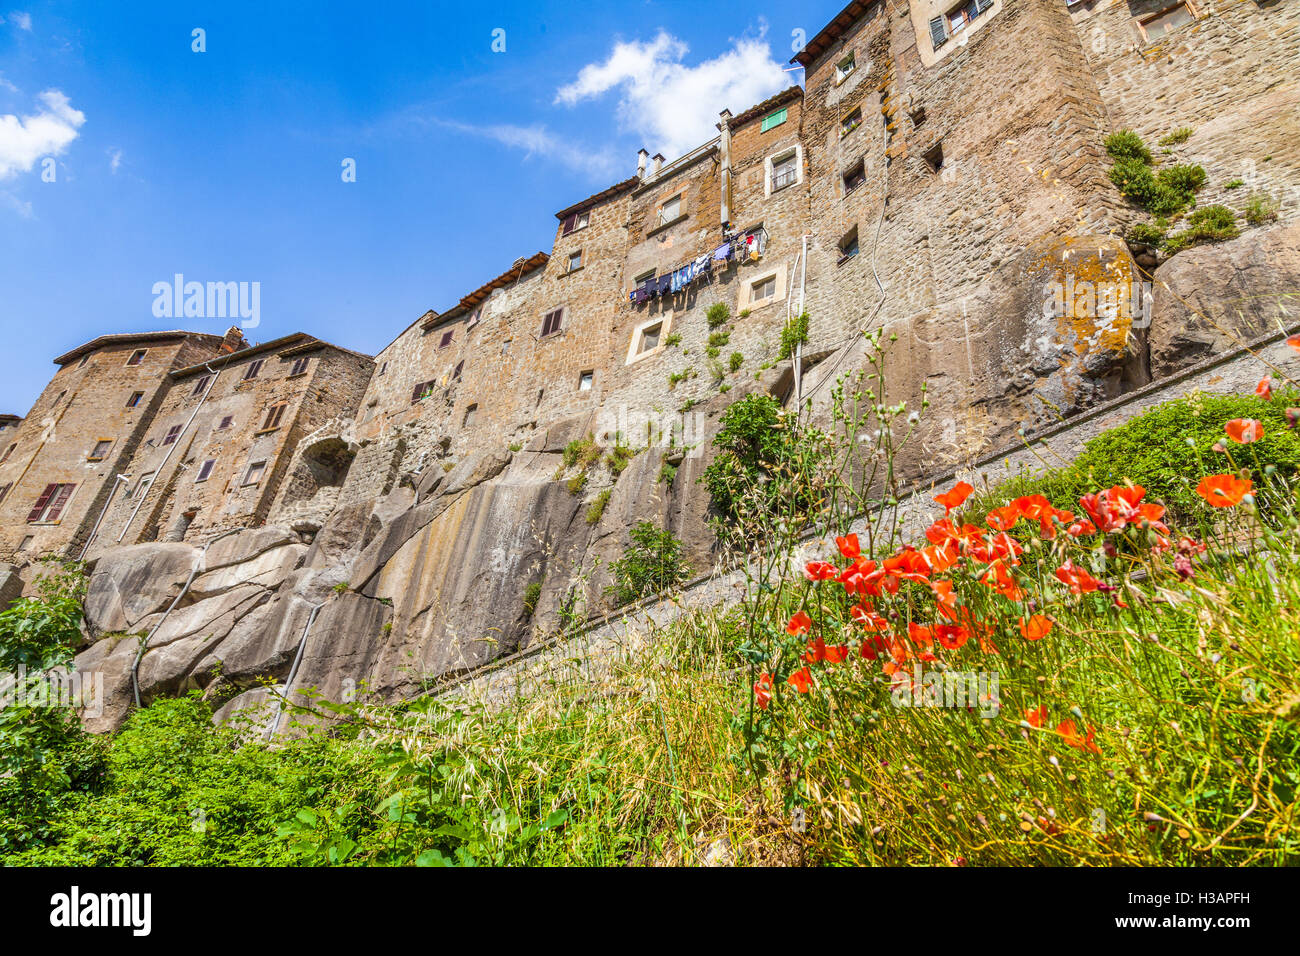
[838,227,860,265]
[191,374,212,397]
[218,415,234,430]
[923,141,945,173]
[78,354,90,368]
[243,359,264,380]
[378,361,388,376]
[578,370,594,391]
[195,459,216,482]
[761,107,787,132]
[17,535,33,552]
[126,349,147,366]
[752,276,777,303]
[289,357,310,376]
[260,403,287,431]
[562,210,590,235]
[126,391,144,408]
[242,461,267,486]
[1139,2,1195,42]
[567,250,583,273]
[0,442,14,463]
[410,380,436,404]
[462,404,479,428]
[452,361,464,381]
[87,439,113,461]
[657,194,682,226]
[772,151,799,192]
[127,473,155,501]
[634,269,656,289]
[540,308,564,337]
[468,308,483,329]
[27,482,76,523]
[438,329,455,349]
[636,322,663,355]
[843,159,866,196]
[501,339,512,355]
[835,52,856,84]
[841,108,862,138]
[161,424,183,446]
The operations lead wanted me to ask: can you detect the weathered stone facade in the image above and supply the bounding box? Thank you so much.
[3,0,1298,730]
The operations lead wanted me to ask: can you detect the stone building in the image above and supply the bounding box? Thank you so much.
[83,333,374,557]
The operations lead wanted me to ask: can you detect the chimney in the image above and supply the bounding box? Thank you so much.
[220,326,249,354]
[652,153,665,176]
[717,110,733,227]
[636,148,649,179]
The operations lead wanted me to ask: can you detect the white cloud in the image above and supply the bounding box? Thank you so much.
[0,89,85,179]
[0,189,32,217]
[438,120,618,179]
[107,146,122,173]
[556,30,790,160]
[8,10,32,31]
[0,74,18,93]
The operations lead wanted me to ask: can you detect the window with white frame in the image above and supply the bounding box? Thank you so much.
[567,249,583,273]
[771,150,799,192]
[835,51,856,84]
[656,194,682,226]
[1138,2,1196,42]
[242,460,267,486]
[751,276,777,303]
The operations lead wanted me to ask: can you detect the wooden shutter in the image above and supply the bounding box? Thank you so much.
[974,0,993,14]
[263,404,286,430]
[453,361,464,380]
[761,107,787,132]
[45,483,75,522]
[562,213,578,235]
[27,484,57,522]
[929,16,947,47]
[542,309,563,336]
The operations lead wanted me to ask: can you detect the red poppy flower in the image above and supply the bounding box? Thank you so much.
[1225,418,1263,444]
[850,601,889,632]
[1018,614,1054,641]
[934,480,974,514]
[786,667,813,693]
[1067,518,1097,538]
[1057,719,1101,754]
[986,504,1021,531]
[1196,473,1251,508]
[1055,560,1101,595]
[1024,706,1048,729]
[804,637,849,664]
[786,610,812,636]
[804,561,838,582]
[835,533,861,559]
[935,623,970,650]
[1289,334,1300,354]
[754,673,773,710]
[1256,376,1273,401]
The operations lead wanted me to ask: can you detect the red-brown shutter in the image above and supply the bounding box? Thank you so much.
[27,483,58,522]
[562,213,578,235]
[44,483,75,522]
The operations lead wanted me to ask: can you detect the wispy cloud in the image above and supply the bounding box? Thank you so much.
[5,10,33,31]
[0,74,18,94]
[556,29,790,160]
[107,146,123,173]
[0,189,33,218]
[436,119,619,179]
[0,89,85,179]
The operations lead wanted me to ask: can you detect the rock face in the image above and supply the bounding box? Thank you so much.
[1148,221,1300,378]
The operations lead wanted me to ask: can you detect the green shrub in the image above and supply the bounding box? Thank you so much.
[605,442,635,476]
[1125,220,1168,247]
[1243,192,1280,227]
[729,352,744,373]
[605,522,691,605]
[585,489,612,525]
[658,462,677,486]
[562,433,602,470]
[1163,205,1239,254]
[705,303,731,329]
[1104,129,1153,165]
[665,332,682,347]
[566,472,588,495]
[1158,127,1194,147]
[1224,179,1244,190]
[778,312,810,360]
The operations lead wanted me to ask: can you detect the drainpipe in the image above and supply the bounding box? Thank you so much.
[266,600,325,740]
[117,364,221,544]
[717,110,733,227]
[78,473,129,561]
[130,525,244,709]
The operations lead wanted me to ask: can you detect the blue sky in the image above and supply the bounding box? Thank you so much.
[0,0,838,414]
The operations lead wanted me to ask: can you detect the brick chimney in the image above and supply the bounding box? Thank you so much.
[636,148,649,180]
[220,326,249,354]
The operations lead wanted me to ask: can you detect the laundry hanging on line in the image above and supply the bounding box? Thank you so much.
[628,228,768,305]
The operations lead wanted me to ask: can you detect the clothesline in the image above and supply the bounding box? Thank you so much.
[629,227,769,304]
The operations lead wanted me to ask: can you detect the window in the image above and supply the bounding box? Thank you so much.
[27,483,76,523]
[634,269,656,290]
[190,374,212,396]
[0,442,14,463]
[452,361,464,381]
[468,308,482,329]
[761,107,787,132]
[242,461,267,486]
[378,361,388,376]
[195,459,216,482]
[843,159,866,195]
[410,380,436,404]
[127,473,154,501]
[162,424,183,446]
[838,227,860,265]
[562,210,590,235]
[752,276,777,303]
[841,108,862,138]
[656,194,682,226]
[126,391,144,408]
[637,322,663,355]
[88,439,113,461]
[501,339,512,355]
[1139,3,1195,42]
[835,52,856,84]
[260,403,287,431]
[438,329,455,349]
[931,0,993,48]
[289,357,310,376]
[579,370,594,391]
[567,249,583,273]
[243,359,264,380]
[126,349,147,366]
[540,308,564,337]
[923,141,945,173]
[218,415,234,430]
[78,354,90,368]
[462,404,478,428]
[17,535,33,552]
[772,151,799,192]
